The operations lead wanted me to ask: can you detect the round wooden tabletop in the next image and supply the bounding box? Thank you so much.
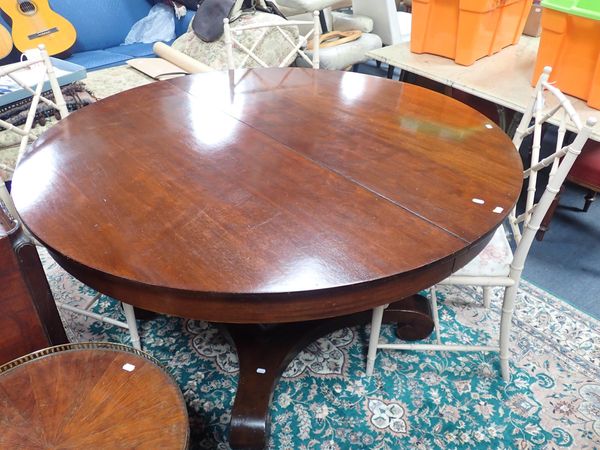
[0,343,189,448]
[12,68,522,323]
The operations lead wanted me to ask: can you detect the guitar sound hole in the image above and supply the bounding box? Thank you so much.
[19,1,37,15]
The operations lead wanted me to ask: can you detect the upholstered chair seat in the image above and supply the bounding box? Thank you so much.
[567,141,600,211]
[452,226,513,278]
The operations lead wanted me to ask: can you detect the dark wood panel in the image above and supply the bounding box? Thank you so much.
[0,204,67,365]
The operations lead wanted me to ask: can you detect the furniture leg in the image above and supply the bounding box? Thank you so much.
[318,10,328,33]
[366,305,386,376]
[536,184,564,241]
[496,105,507,132]
[122,302,141,350]
[482,287,492,308]
[583,189,596,212]
[386,64,396,79]
[223,294,433,450]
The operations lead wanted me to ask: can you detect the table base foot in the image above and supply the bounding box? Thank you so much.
[221,294,434,450]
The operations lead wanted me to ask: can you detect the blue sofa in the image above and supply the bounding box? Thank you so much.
[1,0,194,71]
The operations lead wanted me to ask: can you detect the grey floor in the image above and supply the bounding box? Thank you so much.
[524,183,600,319]
[357,61,600,319]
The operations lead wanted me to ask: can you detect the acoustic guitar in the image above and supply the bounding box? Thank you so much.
[0,22,12,59]
[0,0,76,56]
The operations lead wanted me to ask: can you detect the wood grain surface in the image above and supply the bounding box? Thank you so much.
[0,205,67,365]
[11,68,523,323]
[0,345,188,448]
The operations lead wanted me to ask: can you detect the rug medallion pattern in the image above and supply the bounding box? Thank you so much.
[40,250,600,449]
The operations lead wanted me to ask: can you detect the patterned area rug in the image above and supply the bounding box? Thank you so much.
[40,250,600,449]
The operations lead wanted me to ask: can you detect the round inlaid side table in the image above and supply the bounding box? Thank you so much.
[0,342,189,449]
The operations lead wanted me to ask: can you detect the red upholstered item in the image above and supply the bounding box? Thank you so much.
[568,140,600,190]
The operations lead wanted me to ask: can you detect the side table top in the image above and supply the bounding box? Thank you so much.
[12,68,522,322]
[0,343,189,449]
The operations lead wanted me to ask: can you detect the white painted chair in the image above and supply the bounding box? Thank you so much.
[366,67,597,381]
[0,45,142,350]
[223,11,321,70]
[276,0,383,71]
[0,45,69,217]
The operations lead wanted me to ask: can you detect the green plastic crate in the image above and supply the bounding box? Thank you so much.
[541,0,600,21]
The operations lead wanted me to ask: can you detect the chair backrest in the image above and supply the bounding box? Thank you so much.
[508,66,596,261]
[0,45,69,171]
[223,11,320,70]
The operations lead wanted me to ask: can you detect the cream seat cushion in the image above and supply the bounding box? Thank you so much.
[451,225,513,278]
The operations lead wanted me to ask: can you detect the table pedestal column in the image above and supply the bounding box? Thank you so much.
[222,294,434,450]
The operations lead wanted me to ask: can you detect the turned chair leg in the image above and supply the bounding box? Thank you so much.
[499,285,518,382]
[122,302,141,350]
[583,189,597,212]
[536,185,564,241]
[366,305,386,377]
[482,287,492,308]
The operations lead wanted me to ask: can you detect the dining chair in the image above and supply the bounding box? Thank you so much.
[0,45,142,350]
[223,11,321,70]
[0,44,69,218]
[366,66,597,382]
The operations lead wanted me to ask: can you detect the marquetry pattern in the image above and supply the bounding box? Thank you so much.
[0,343,189,449]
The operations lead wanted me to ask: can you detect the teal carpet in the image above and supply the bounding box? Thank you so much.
[41,250,600,449]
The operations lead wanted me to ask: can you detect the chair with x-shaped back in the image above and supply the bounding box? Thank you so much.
[0,45,69,216]
[366,66,597,382]
[223,11,321,70]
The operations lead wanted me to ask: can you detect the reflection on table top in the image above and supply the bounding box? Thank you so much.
[367,36,600,142]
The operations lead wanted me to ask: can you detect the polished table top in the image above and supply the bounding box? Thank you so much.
[366,36,600,142]
[12,68,523,323]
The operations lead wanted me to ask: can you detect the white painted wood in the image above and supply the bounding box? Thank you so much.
[223,11,321,70]
[430,286,441,344]
[366,304,385,377]
[482,287,492,309]
[366,70,597,381]
[0,45,70,169]
[122,303,141,350]
[377,343,499,352]
[366,37,600,142]
[56,302,131,329]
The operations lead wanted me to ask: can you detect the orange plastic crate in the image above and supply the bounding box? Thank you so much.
[532,8,600,109]
[411,0,531,66]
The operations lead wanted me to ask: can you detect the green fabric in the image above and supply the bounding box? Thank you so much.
[542,0,600,21]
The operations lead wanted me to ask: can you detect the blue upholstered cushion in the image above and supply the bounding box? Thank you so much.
[105,43,157,58]
[49,0,154,52]
[175,12,194,37]
[64,50,131,71]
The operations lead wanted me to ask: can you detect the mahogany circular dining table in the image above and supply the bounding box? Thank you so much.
[11,68,523,449]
